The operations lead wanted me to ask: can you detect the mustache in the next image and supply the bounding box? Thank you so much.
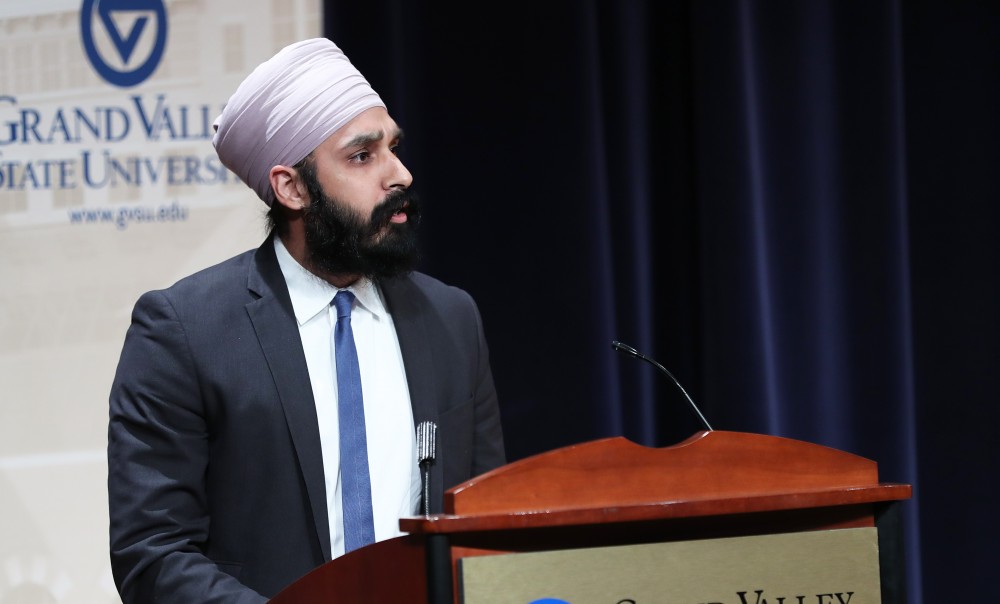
[368,188,421,232]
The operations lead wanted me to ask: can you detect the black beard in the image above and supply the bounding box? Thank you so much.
[299,161,421,281]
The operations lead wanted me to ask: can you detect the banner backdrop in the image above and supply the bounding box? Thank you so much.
[0,1,321,601]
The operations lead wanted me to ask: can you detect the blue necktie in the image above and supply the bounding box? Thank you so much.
[331,291,375,553]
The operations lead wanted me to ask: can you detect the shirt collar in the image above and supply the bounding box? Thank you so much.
[273,237,387,325]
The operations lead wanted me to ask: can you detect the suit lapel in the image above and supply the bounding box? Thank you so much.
[382,275,440,427]
[381,275,446,510]
[245,240,332,560]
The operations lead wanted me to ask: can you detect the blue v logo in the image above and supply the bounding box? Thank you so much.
[80,0,168,87]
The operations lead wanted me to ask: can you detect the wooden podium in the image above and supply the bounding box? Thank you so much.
[271,431,911,603]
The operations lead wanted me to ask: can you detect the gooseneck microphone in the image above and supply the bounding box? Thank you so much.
[611,340,714,432]
[416,421,437,516]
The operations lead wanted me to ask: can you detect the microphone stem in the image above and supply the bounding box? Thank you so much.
[420,461,431,517]
[614,340,713,432]
[641,353,713,431]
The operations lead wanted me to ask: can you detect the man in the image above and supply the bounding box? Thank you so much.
[107,38,505,603]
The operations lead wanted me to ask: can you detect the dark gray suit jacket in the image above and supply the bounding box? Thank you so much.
[107,238,505,603]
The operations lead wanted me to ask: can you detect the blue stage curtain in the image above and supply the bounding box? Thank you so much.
[326,1,1000,601]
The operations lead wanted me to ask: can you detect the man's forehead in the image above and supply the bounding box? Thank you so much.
[333,110,404,147]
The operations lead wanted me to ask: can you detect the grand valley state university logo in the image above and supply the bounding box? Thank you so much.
[80,0,168,87]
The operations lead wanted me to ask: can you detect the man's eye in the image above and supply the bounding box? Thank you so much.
[351,151,371,162]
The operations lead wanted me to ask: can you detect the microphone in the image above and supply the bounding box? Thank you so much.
[416,420,437,516]
[611,340,714,432]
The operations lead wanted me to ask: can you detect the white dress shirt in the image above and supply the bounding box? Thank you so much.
[274,237,421,558]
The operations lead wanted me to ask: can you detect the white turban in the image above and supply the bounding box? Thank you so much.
[212,38,386,206]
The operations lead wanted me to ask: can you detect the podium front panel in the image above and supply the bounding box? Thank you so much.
[457,528,881,604]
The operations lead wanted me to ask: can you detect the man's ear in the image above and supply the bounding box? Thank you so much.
[270,164,309,210]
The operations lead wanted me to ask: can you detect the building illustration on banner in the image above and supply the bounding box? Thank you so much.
[0,1,322,602]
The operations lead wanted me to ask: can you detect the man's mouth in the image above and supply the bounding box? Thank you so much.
[389,202,409,223]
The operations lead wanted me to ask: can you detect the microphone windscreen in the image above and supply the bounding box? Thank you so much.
[417,421,437,463]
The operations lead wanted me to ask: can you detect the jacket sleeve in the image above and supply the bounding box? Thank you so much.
[107,290,267,604]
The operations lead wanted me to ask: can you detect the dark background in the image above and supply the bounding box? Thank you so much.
[325,2,998,601]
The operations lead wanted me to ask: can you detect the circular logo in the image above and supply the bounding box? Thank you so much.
[80,0,168,88]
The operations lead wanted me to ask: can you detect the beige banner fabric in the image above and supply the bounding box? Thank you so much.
[0,1,320,601]
[459,528,882,604]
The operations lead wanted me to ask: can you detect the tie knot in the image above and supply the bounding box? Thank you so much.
[332,290,355,319]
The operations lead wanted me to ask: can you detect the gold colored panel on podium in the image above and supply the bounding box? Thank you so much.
[458,527,881,604]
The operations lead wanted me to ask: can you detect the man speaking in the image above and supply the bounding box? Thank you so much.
[107,37,506,603]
